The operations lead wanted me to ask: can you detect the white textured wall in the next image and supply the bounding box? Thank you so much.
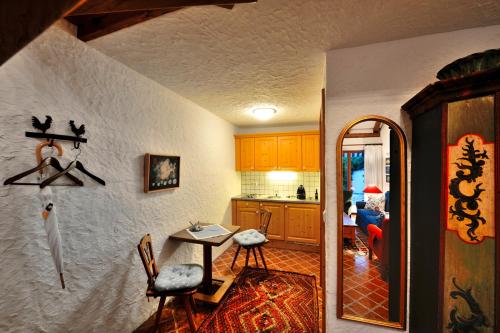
[325,25,500,332]
[0,22,239,332]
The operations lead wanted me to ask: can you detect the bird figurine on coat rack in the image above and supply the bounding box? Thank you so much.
[69,120,85,137]
[32,116,53,133]
[69,120,86,149]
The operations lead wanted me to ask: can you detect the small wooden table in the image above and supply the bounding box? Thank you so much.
[169,224,240,304]
[343,213,357,244]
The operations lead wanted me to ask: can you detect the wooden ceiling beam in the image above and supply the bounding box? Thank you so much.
[66,9,180,41]
[373,121,382,134]
[345,133,381,139]
[0,0,87,66]
[69,0,256,16]
[217,4,235,9]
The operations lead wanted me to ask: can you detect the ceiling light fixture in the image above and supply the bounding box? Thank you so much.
[251,107,277,121]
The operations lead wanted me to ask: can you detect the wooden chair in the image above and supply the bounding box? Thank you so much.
[231,209,272,271]
[138,234,202,333]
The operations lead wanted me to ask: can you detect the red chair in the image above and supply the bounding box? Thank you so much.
[367,217,390,272]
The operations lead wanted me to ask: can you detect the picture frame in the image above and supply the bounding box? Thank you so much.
[144,154,180,193]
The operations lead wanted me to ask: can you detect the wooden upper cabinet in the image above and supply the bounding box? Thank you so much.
[302,134,320,171]
[234,131,319,171]
[277,136,302,170]
[235,137,241,171]
[254,137,277,171]
[240,137,255,171]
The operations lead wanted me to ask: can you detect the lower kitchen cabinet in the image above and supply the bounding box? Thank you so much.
[285,204,320,244]
[232,200,320,246]
[235,200,261,231]
[260,202,285,240]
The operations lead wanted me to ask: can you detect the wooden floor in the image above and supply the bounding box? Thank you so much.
[134,244,322,333]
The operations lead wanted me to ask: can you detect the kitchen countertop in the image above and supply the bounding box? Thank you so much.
[232,195,320,205]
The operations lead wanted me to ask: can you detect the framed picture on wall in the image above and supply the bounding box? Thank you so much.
[144,154,180,193]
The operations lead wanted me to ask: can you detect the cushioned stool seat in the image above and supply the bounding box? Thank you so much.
[233,229,266,246]
[231,210,272,272]
[154,264,203,292]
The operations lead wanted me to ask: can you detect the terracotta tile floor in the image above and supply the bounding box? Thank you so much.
[342,229,388,321]
[135,244,322,333]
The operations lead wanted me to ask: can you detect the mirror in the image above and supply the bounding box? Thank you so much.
[336,115,407,329]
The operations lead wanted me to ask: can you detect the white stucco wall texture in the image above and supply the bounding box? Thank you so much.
[325,25,500,332]
[0,23,239,332]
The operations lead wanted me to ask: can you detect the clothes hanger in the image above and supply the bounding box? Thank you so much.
[40,148,105,188]
[74,161,106,186]
[3,156,83,186]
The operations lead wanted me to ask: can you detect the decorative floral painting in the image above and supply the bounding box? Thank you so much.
[144,154,180,193]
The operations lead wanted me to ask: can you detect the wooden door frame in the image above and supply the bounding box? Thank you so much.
[320,88,326,333]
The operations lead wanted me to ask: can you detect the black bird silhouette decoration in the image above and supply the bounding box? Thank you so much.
[69,120,85,137]
[31,116,53,133]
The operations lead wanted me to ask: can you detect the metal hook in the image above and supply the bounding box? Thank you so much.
[73,147,82,161]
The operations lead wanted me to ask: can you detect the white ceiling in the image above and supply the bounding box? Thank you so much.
[88,0,500,127]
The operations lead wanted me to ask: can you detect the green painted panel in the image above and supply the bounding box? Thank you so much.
[442,234,495,332]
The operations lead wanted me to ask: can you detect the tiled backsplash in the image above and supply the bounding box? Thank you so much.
[241,172,320,199]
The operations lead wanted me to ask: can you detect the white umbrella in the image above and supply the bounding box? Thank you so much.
[39,187,65,289]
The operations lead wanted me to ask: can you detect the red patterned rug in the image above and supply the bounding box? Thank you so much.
[197,268,319,333]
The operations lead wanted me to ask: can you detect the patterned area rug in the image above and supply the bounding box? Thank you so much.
[197,268,319,333]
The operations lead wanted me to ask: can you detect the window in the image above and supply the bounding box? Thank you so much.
[342,151,365,203]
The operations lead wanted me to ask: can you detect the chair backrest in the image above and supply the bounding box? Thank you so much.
[138,234,160,288]
[259,209,272,236]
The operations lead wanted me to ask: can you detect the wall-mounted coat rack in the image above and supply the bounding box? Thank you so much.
[3,116,105,187]
[25,132,87,144]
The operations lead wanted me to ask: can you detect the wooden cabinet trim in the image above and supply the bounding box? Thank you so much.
[235,130,319,139]
[236,200,259,209]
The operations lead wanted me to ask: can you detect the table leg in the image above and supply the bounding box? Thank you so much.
[202,244,212,291]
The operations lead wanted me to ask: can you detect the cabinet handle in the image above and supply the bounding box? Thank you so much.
[256,210,260,214]
[285,205,288,208]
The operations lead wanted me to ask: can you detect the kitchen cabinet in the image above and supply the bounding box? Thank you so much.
[235,137,241,171]
[233,199,320,246]
[301,134,320,171]
[254,137,277,171]
[285,203,320,244]
[235,200,260,231]
[260,202,285,240]
[234,131,319,172]
[277,135,302,170]
[240,137,255,171]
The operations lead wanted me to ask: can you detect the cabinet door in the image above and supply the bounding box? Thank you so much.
[235,137,241,171]
[260,202,285,240]
[302,134,320,171]
[240,137,255,171]
[285,204,320,244]
[237,207,261,231]
[277,135,302,170]
[254,137,277,171]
